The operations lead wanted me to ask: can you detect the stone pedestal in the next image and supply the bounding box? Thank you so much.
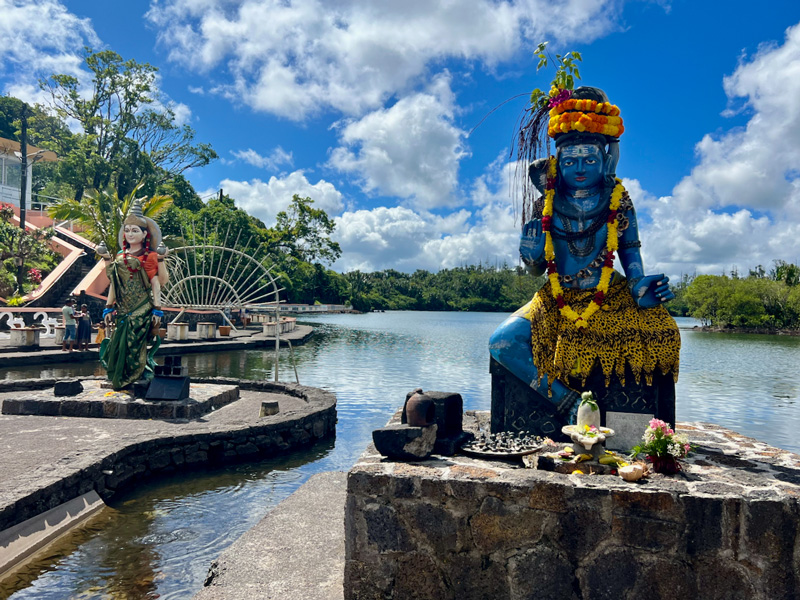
[490,358,676,439]
[54,326,65,345]
[167,322,189,341]
[345,418,800,600]
[262,322,278,336]
[372,424,437,460]
[197,322,216,339]
[9,327,40,347]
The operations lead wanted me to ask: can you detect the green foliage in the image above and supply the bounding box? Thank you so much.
[682,263,800,329]
[0,203,59,298]
[771,260,800,286]
[665,273,692,317]
[267,195,342,265]
[47,184,173,256]
[0,95,24,140]
[529,41,583,109]
[5,295,25,307]
[40,48,216,199]
[345,264,545,312]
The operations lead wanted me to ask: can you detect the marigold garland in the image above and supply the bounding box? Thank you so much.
[541,156,624,330]
[547,95,624,138]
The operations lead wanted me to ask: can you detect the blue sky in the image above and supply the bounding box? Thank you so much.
[2,0,800,278]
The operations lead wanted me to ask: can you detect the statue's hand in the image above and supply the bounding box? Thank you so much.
[103,307,116,327]
[96,241,112,261]
[151,308,164,330]
[519,219,545,266]
[629,274,674,309]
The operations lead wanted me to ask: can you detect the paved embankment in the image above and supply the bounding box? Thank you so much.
[0,378,336,536]
[0,325,314,367]
[195,471,347,600]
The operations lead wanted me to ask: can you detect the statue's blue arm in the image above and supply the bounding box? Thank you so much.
[618,208,674,308]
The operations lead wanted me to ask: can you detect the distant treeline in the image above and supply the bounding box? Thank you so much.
[667,261,800,330]
[340,265,545,313]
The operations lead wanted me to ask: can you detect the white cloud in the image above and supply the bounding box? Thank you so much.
[332,159,520,272]
[632,22,800,279]
[232,147,293,170]
[169,101,193,126]
[328,75,467,209]
[146,0,622,120]
[212,170,344,226]
[0,0,99,103]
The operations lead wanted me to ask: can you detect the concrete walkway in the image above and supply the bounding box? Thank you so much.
[0,377,337,539]
[195,471,346,600]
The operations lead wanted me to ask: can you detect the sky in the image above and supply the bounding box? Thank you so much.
[2,0,800,280]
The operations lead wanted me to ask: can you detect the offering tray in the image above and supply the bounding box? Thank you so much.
[460,431,545,459]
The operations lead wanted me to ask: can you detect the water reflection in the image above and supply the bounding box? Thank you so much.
[2,312,800,598]
[4,443,335,600]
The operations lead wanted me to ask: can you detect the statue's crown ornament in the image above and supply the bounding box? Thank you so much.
[124,200,147,228]
[547,86,624,141]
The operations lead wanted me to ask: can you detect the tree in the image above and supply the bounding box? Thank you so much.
[0,96,23,140]
[771,260,800,287]
[0,203,57,297]
[41,49,216,199]
[267,195,342,265]
[47,184,172,256]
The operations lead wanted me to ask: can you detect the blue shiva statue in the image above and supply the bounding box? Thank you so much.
[489,86,680,436]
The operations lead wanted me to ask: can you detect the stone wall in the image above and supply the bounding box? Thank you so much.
[345,419,800,600]
[0,378,336,533]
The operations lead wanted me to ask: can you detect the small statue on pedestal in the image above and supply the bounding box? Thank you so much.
[97,200,169,390]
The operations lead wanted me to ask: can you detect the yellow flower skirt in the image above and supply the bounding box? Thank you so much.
[528,280,680,392]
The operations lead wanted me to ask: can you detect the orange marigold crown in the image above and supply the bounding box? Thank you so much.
[547,96,624,139]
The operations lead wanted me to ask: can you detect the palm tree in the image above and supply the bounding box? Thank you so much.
[47,183,172,255]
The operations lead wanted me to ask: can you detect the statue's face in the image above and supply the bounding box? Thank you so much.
[124,224,146,246]
[558,144,605,191]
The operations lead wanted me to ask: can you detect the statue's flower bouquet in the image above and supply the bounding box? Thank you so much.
[630,419,691,474]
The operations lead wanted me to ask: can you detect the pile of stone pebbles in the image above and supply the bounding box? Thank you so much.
[461,430,545,456]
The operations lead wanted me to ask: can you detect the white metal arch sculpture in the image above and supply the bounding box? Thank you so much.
[161,222,284,329]
[162,246,282,314]
[161,222,297,382]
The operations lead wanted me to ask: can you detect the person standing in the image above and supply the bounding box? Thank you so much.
[76,303,92,351]
[61,299,77,352]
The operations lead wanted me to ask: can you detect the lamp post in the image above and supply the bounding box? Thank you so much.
[13,104,46,294]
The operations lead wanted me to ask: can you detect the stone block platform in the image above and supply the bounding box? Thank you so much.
[0,379,239,420]
[345,414,800,600]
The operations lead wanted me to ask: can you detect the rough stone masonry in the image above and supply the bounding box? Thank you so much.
[345,418,800,600]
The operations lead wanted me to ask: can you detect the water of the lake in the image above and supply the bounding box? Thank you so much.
[2,312,799,599]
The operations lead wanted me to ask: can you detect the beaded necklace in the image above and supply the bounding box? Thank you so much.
[541,156,624,330]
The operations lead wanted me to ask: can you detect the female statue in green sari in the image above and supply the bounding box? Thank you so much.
[98,201,169,389]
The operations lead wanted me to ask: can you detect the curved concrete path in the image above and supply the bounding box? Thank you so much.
[0,377,337,579]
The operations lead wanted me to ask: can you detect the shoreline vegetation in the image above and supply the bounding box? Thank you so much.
[666,262,800,333]
[698,326,800,336]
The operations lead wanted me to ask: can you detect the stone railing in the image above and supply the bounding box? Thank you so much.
[345,417,800,600]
